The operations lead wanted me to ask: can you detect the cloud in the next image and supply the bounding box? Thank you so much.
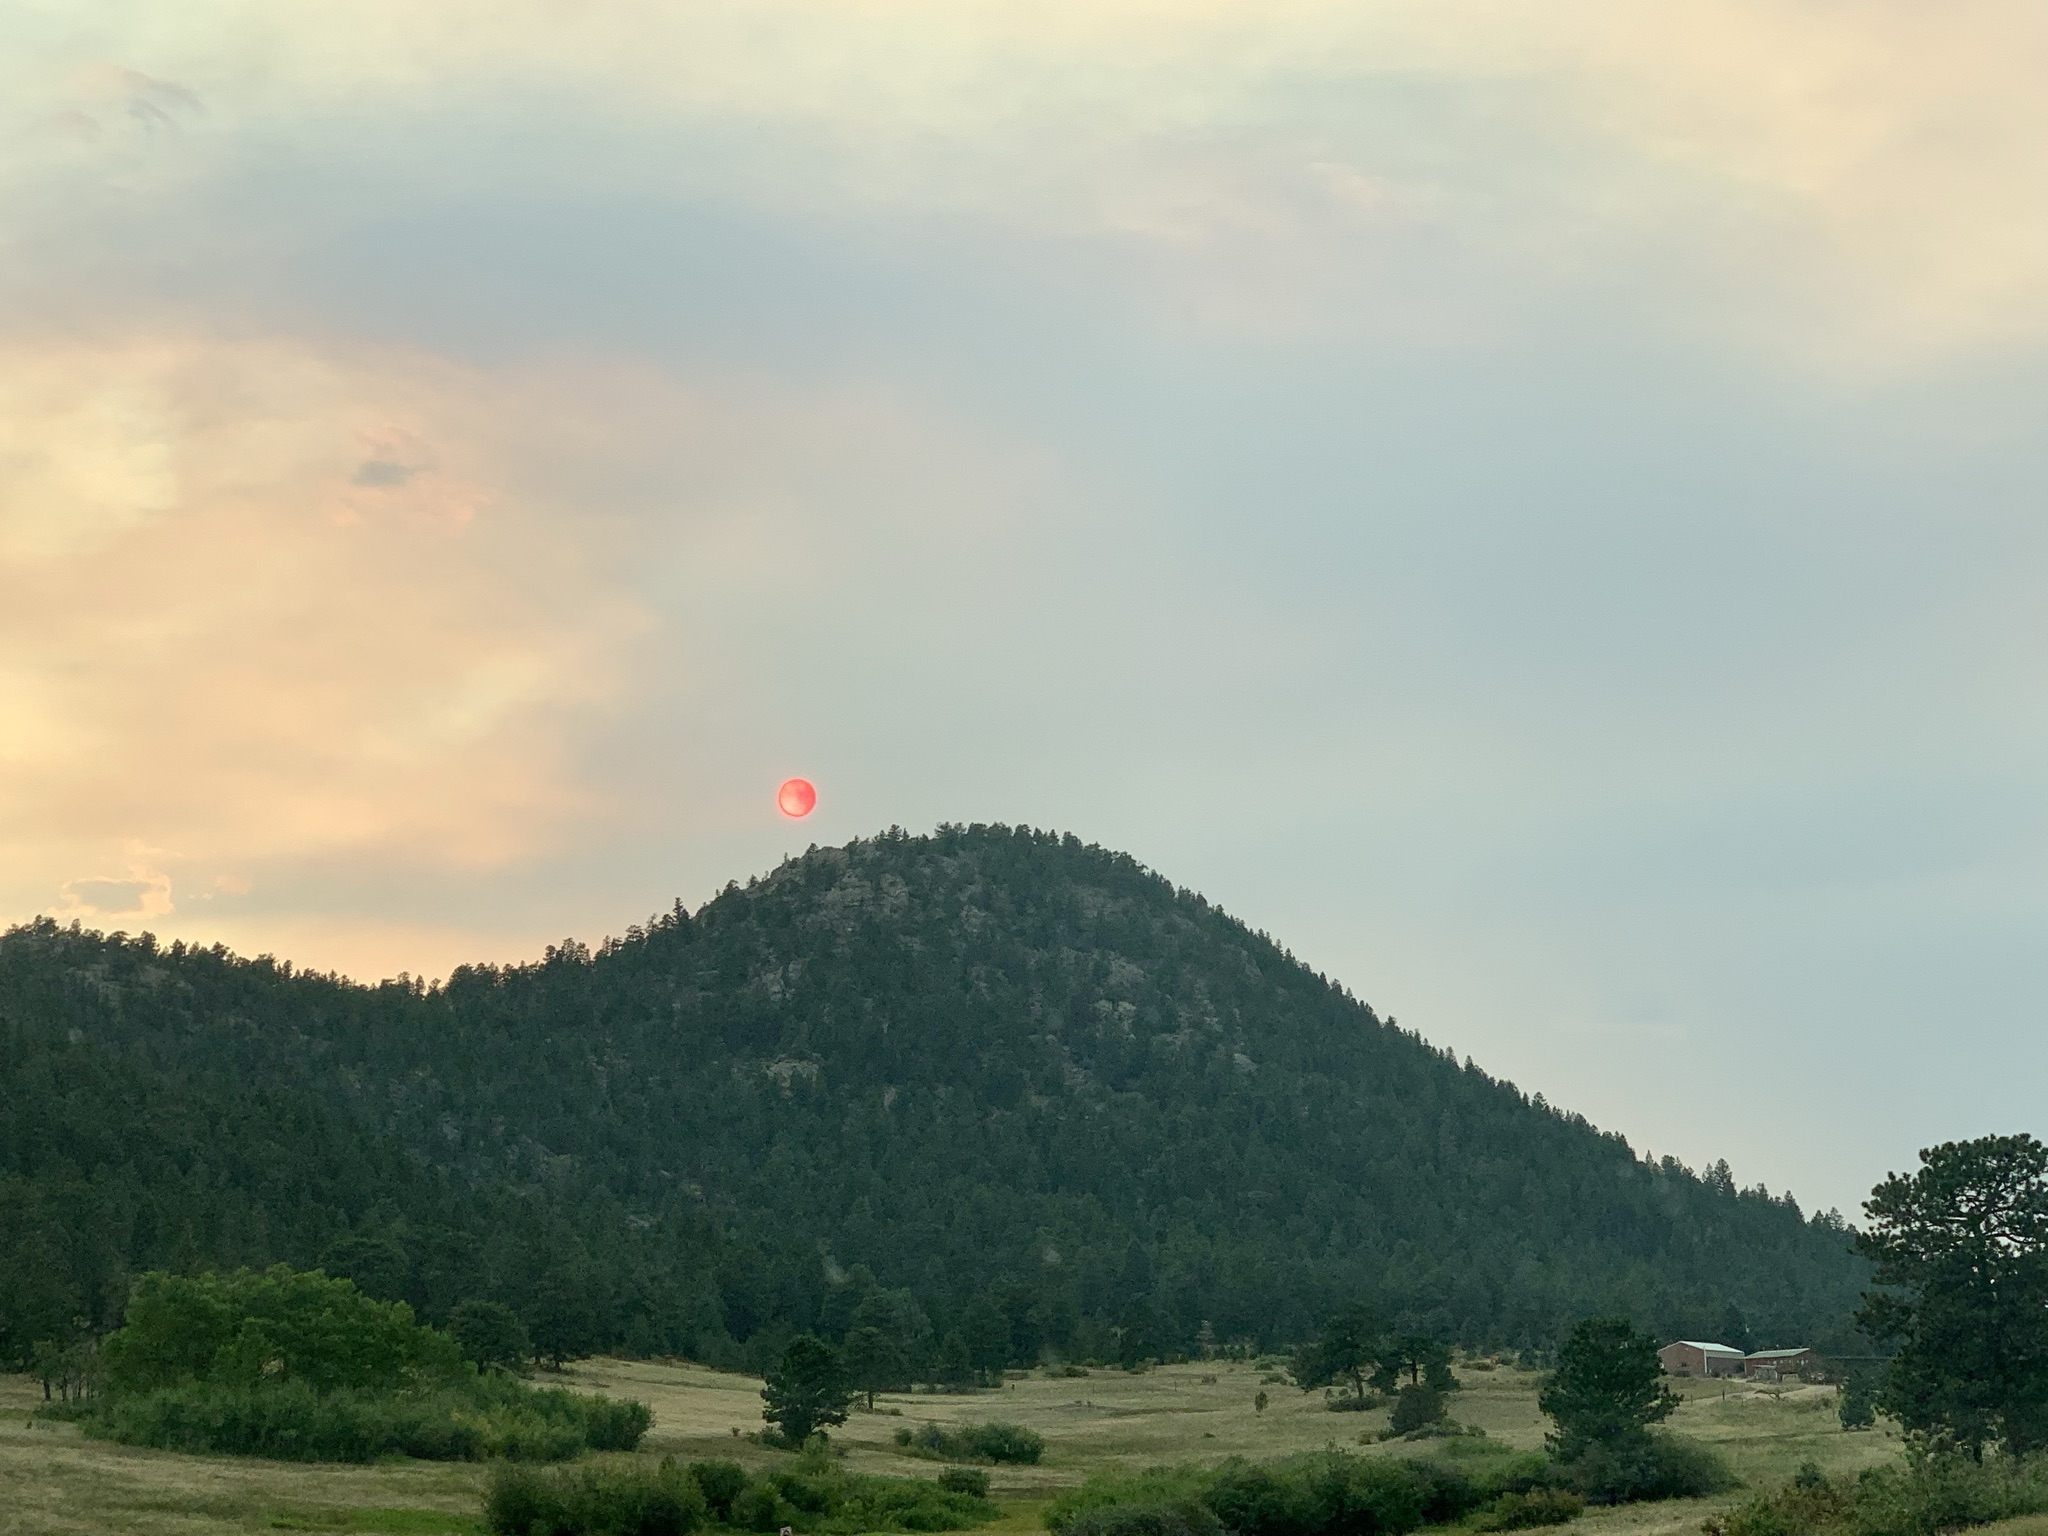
[0,334,630,950]
[12,1,2037,362]
[58,861,172,921]
[0,324,1055,976]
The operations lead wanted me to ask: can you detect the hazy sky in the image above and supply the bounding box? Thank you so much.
[7,2,2047,1219]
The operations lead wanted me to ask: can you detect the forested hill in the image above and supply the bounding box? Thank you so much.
[0,825,1864,1371]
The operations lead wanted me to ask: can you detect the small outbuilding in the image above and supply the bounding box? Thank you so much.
[1659,1340,1747,1378]
[1742,1347,1817,1382]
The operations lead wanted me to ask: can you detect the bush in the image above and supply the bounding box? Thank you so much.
[1472,1489,1583,1530]
[688,1460,749,1520]
[1389,1386,1446,1437]
[581,1397,656,1452]
[732,1484,789,1533]
[717,1461,999,1535]
[79,1373,650,1464]
[101,1267,463,1397]
[1557,1432,1731,1505]
[898,1420,1046,1464]
[77,1262,649,1465]
[941,1468,992,1498]
[1706,1452,2048,1536]
[485,1460,707,1536]
[1052,1450,1592,1536]
[1047,1470,1216,1533]
[1060,1504,1223,1536]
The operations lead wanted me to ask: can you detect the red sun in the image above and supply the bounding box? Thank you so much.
[777,778,817,818]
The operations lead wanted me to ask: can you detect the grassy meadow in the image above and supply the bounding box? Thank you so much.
[10,1356,2043,1536]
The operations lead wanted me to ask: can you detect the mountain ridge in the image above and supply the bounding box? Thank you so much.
[0,823,1864,1370]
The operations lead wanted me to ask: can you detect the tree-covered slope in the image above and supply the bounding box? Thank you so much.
[0,825,1864,1368]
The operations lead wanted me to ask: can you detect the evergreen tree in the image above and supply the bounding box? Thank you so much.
[1856,1134,2048,1456]
[451,1299,532,1373]
[1538,1318,1676,1463]
[1838,1367,1878,1430]
[762,1334,852,1444]
[1292,1305,1382,1401]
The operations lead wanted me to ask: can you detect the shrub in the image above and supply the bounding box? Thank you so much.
[78,1373,648,1464]
[484,1460,707,1536]
[941,1468,992,1498]
[1389,1386,1446,1436]
[674,1461,996,1536]
[899,1420,1046,1464]
[732,1483,789,1533]
[1557,1432,1731,1505]
[78,1262,649,1466]
[581,1397,656,1452]
[1472,1489,1583,1530]
[1047,1469,1216,1533]
[688,1460,749,1520]
[1060,1504,1223,1536]
[1061,1453,1485,1536]
[101,1267,463,1397]
[1706,1452,2048,1536]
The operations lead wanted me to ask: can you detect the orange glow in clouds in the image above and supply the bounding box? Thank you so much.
[777,778,817,818]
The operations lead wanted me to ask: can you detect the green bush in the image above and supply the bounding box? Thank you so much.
[940,1468,992,1498]
[101,1267,463,1397]
[485,1460,707,1536]
[1472,1488,1583,1530]
[1056,1451,1492,1536]
[1707,1452,2048,1536]
[665,1460,998,1536]
[1556,1432,1731,1505]
[76,1263,649,1465]
[687,1460,749,1520]
[1389,1386,1446,1436]
[580,1397,655,1452]
[731,1483,788,1533]
[1059,1504,1223,1536]
[1046,1469,1217,1533]
[80,1374,648,1464]
[898,1421,1047,1464]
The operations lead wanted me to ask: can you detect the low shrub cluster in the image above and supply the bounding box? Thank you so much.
[84,1372,652,1463]
[488,1459,707,1536]
[1552,1432,1731,1504]
[487,1453,1002,1536]
[1706,1453,2048,1536]
[894,1421,1047,1464]
[65,1263,650,1464]
[1470,1490,1583,1531]
[1046,1448,1567,1536]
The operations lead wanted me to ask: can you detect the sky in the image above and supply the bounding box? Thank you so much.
[5,1,2047,1221]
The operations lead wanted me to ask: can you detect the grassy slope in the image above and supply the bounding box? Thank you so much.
[1,1359,1923,1536]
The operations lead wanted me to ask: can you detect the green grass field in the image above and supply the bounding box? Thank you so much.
[8,1357,2039,1536]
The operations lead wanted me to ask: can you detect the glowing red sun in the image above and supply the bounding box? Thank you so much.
[777,778,817,818]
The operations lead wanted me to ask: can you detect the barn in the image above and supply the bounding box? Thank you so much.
[1659,1340,1747,1378]
[1742,1347,1818,1381]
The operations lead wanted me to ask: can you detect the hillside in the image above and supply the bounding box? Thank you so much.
[0,824,1865,1370]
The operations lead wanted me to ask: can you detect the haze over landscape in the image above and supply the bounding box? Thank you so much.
[9,1,2048,1240]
